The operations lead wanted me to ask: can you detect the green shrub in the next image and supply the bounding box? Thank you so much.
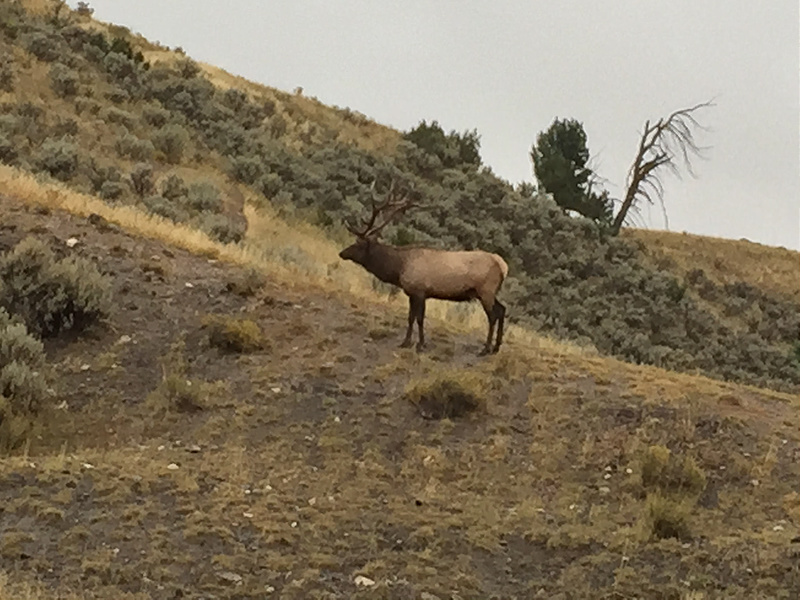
[159,173,187,201]
[35,137,79,181]
[185,181,222,213]
[24,31,61,62]
[115,133,155,161]
[0,307,49,451]
[257,172,282,198]
[141,103,170,127]
[0,114,21,136]
[129,163,154,197]
[0,237,112,338]
[85,160,121,193]
[142,195,187,223]
[194,213,245,244]
[229,154,263,185]
[202,314,264,353]
[102,106,136,128]
[404,369,487,420]
[0,134,16,165]
[49,62,79,97]
[0,55,14,92]
[151,123,188,164]
[99,180,126,201]
[74,97,101,116]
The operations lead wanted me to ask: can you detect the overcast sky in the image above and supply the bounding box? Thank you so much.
[69,1,799,250]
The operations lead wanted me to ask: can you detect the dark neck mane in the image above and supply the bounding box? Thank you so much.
[362,241,406,286]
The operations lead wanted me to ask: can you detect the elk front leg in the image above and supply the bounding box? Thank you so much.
[492,301,506,354]
[400,295,418,348]
[415,297,426,352]
[479,297,497,356]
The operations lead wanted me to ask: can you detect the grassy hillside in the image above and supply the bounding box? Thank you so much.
[1,0,798,393]
[0,167,797,600]
[0,5,798,596]
[627,228,799,304]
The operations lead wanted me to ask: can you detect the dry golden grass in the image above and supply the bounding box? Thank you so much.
[626,228,799,303]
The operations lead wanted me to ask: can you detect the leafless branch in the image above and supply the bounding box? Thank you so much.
[611,100,714,235]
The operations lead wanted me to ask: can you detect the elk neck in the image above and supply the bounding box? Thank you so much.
[361,240,405,286]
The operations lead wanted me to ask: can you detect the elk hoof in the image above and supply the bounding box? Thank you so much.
[399,339,413,348]
[478,347,491,357]
[415,343,425,353]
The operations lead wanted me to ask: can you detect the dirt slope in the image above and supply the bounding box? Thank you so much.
[0,195,798,599]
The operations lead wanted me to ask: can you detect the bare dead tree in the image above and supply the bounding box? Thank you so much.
[611,100,714,235]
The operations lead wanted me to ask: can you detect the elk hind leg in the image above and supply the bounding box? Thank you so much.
[492,300,506,354]
[479,296,497,356]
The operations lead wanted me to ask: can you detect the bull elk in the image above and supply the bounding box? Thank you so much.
[338,181,508,355]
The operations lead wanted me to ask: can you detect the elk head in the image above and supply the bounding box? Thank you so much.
[338,179,416,263]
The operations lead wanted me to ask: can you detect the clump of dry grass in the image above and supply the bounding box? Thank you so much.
[147,340,204,413]
[644,493,694,541]
[202,314,265,353]
[638,445,707,541]
[640,444,707,497]
[405,368,488,420]
[224,267,266,297]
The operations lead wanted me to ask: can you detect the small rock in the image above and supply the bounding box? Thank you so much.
[56,400,69,410]
[271,387,281,393]
[118,335,132,344]
[773,525,785,532]
[290,521,297,528]
[599,486,611,494]
[308,497,317,506]
[750,479,759,487]
[186,444,201,453]
[604,466,612,472]
[334,416,341,423]
[218,571,242,585]
[354,575,375,587]
[625,468,633,475]
[82,463,94,470]
[66,237,79,248]
[80,364,91,371]
[243,512,254,518]
[185,282,194,288]
[265,585,275,593]
[603,473,611,480]
[157,445,165,451]
[167,463,180,470]
[569,504,576,510]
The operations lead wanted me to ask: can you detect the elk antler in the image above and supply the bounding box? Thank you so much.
[345,179,417,238]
